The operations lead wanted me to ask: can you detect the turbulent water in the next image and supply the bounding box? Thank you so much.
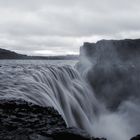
[0,60,139,140]
[0,60,102,135]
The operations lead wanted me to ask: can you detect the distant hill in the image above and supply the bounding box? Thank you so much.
[0,48,28,59]
[0,48,78,60]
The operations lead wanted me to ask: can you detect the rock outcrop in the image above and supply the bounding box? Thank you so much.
[130,135,140,140]
[0,99,105,140]
[79,39,140,110]
[0,99,66,140]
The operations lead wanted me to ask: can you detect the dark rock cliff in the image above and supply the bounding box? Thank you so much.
[79,39,140,110]
[131,135,140,140]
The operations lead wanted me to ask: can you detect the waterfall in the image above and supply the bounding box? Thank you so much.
[0,63,139,140]
[0,64,103,135]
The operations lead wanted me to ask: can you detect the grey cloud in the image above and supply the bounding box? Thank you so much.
[0,0,140,55]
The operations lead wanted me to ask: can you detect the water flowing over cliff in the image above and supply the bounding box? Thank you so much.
[77,39,140,140]
[0,64,103,136]
[0,39,140,140]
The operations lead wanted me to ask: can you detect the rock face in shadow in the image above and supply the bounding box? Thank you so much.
[0,99,66,139]
[131,135,140,140]
[51,127,91,140]
[79,39,140,110]
[0,99,105,140]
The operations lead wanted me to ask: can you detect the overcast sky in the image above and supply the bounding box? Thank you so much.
[0,0,140,56]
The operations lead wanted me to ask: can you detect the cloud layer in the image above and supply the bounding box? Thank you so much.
[0,0,140,55]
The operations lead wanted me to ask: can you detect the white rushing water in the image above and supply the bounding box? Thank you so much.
[0,60,139,140]
[0,60,102,135]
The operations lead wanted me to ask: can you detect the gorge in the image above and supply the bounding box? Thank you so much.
[0,39,140,140]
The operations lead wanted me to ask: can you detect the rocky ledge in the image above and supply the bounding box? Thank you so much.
[0,99,105,140]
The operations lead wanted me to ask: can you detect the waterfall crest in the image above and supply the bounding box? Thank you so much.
[0,64,102,135]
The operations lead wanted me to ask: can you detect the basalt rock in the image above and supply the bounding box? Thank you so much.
[0,99,66,139]
[0,99,105,140]
[79,39,140,110]
[51,127,91,140]
[131,135,140,140]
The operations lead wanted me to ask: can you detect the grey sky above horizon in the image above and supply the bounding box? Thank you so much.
[0,0,140,56]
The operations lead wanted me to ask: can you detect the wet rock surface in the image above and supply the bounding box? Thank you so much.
[0,99,105,140]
